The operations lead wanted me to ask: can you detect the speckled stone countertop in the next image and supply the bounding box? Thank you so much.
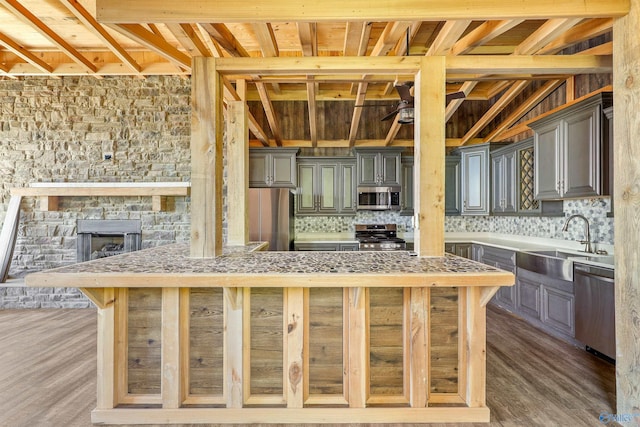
[26,243,514,289]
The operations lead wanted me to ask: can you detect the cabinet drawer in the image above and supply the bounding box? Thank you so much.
[480,246,516,266]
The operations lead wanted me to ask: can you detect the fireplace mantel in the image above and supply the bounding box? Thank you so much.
[11,182,190,212]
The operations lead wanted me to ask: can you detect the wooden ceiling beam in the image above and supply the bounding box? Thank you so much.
[484,79,564,142]
[255,82,283,146]
[223,79,271,146]
[384,114,403,146]
[253,23,279,57]
[0,0,97,73]
[307,78,318,147]
[95,0,629,22]
[196,24,223,57]
[426,20,472,56]
[459,80,531,146]
[248,138,481,148]
[343,22,368,56]
[0,31,53,73]
[348,82,368,146]
[200,23,250,57]
[382,21,422,95]
[59,0,142,74]
[108,24,191,68]
[297,23,317,56]
[449,20,525,56]
[536,18,613,55]
[166,23,212,57]
[514,18,584,55]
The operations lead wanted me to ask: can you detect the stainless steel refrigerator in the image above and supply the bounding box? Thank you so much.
[248,188,294,251]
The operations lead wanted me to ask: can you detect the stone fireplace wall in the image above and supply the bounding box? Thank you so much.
[0,76,193,307]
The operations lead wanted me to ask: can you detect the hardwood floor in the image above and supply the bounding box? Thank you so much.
[0,305,616,427]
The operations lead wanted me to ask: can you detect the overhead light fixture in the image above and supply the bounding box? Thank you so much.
[398,107,414,124]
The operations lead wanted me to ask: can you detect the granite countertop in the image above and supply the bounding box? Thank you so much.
[25,243,514,289]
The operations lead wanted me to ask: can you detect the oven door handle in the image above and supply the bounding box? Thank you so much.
[387,190,391,209]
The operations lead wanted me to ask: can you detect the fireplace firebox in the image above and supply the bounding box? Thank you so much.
[76,220,141,262]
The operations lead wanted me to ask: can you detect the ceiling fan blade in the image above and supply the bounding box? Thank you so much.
[381,109,399,121]
[395,83,414,102]
[445,91,466,102]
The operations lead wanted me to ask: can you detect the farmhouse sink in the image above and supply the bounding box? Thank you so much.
[517,249,614,281]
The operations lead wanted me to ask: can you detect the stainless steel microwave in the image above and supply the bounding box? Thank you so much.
[357,186,401,210]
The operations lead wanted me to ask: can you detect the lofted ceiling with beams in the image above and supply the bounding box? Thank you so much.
[0,0,621,147]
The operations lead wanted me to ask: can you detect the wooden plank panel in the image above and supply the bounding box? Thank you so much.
[409,287,428,408]
[189,288,224,396]
[96,288,116,409]
[127,288,162,395]
[462,287,486,407]
[348,288,368,408]
[223,288,243,406]
[430,288,459,394]
[161,288,181,408]
[285,288,304,407]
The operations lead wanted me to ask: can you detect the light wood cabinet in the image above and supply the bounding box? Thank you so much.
[249,148,298,188]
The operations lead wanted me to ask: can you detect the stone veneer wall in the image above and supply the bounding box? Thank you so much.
[0,76,192,308]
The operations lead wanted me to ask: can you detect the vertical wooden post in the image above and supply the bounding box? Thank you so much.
[614,1,640,420]
[226,100,249,246]
[460,287,486,408]
[409,287,429,407]
[191,57,224,257]
[96,288,116,409]
[414,56,446,257]
[285,288,305,408]
[348,287,368,407]
[224,288,243,407]
[162,288,182,408]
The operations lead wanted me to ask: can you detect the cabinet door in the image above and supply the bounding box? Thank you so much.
[400,160,414,215]
[491,154,505,213]
[503,150,517,212]
[494,260,516,309]
[517,275,542,319]
[317,163,339,214]
[455,243,472,259]
[445,156,461,215]
[461,147,489,215]
[339,162,357,214]
[249,152,270,187]
[542,286,575,336]
[534,121,562,199]
[338,243,359,251]
[380,151,401,186]
[271,152,297,187]
[563,105,601,198]
[357,151,378,186]
[296,163,317,214]
[444,243,455,254]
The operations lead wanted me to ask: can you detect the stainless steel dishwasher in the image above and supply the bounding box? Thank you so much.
[574,263,615,361]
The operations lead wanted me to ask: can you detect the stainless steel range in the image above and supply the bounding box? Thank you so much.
[355,224,406,251]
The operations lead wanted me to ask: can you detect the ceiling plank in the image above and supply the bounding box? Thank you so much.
[449,20,525,56]
[59,0,142,73]
[307,79,318,147]
[426,20,472,56]
[200,23,250,57]
[445,81,478,121]
[536,18,613,55]
[297,23,317,56]
[95,0,629,22]
[166,23,212,57]
[253,23,279,57]
[108,24,191,68]
[484,79,564,142]
[514,18,584,55]
[459,80,531,145]
[0,0,97,73]
[0,31,53,73]
[255,82,283,146]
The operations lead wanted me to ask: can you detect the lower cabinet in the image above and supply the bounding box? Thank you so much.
[473,245,517,312]
[294,242,359,251]
[444,242,472,259]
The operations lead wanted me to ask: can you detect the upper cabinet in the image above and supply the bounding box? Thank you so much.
[355,148,403,187]
[249,148,298,188]
[400,156,414,216]
[459,144,491,215]
[445,156,462,216]
[296,157,356,216]
[491,138,540,215]
[530,92,612,200]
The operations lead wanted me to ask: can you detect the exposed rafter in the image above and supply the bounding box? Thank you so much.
[348,82,368,146]
[343,22,368,56]
[450,20,525,56]
[200,23,250,58]
[166,23,212,57]
[108,24,191,68]
[307,78,318,147]
[536,17,613,55]
[255,82,283,146]
[0,31,53,73]
[253,23,279,57]
[297,23,318,57]
[426,20,472,55]
[514,18,584,55]
[445,81,478,121]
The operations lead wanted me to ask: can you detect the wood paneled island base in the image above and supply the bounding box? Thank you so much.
[26,243,514,425]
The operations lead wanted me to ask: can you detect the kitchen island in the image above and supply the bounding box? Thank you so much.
[26,243,513,425]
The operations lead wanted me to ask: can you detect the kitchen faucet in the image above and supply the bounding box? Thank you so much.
[562,214,593,253]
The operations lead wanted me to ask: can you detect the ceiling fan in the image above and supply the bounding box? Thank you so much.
[381,82,466,124]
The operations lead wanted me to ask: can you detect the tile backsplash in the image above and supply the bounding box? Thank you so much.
[295,197,614,246]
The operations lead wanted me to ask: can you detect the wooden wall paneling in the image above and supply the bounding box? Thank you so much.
[224,287,243,407]
[161,287,181,408]
[613,0,640,420]
[190,57,224,258]
[96,288,116,409]
[285,288,304,408]
[115,288,128,405]
[178,289,191,405]
[409,287,429,408]
[226,100,249,246]
[430,288,459,395]
[415,56,446,256]
[348,287,368,407]
[305,288,347,405]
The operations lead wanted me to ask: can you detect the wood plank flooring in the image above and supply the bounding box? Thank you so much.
[0,305,616,426]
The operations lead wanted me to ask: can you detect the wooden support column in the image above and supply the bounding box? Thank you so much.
[348,287,368,407]
[191,57,224,257]
[96,288,116,410]
[224,288,243,408]
[458,287,487,409]
[226,100,249,246]
[162,288,182,408]
[286,288,304,407]
[409,287,429,407]
[614,0,640,422]
[414,56,446,257]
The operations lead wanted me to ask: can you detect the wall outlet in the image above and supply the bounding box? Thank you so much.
[103,152,113,161]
